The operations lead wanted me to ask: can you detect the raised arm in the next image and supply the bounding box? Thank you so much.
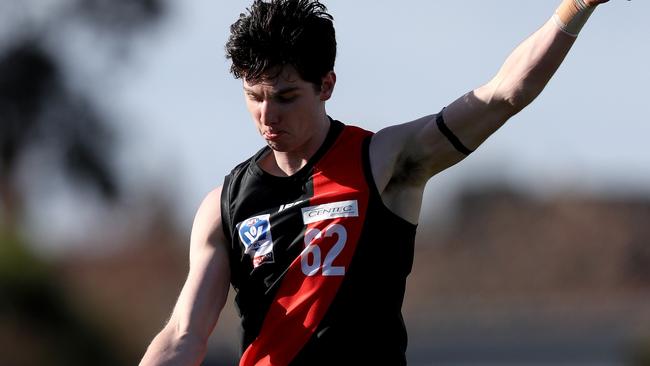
[370,0,609,222]
[438,0,609,161]
[139,187,231,366]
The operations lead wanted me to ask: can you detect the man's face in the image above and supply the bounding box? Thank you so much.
[243,66,334,153]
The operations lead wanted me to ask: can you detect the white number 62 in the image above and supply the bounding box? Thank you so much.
[300,223,347,276]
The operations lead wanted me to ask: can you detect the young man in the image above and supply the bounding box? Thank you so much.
[140,0,610,365]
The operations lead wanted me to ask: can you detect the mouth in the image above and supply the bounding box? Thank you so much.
[263,130,284,141]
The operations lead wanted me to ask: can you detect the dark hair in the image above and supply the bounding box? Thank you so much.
[225,0,336,88]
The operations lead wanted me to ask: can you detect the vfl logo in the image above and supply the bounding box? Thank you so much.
[237,214,274,267]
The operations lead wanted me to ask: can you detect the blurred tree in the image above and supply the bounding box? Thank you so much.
[0,41,117,226]
[76,0,165,31]
[0,229,124,365]
[0,0,167,227]
[0,0,167,364]
[629,339,650,366]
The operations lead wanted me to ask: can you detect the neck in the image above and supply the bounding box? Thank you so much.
[271,153,310,176]
[263,115,331,177]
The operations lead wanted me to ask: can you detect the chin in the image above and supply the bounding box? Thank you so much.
[266,140,290,152]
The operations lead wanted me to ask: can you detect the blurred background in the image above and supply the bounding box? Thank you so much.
[1,0,649,365]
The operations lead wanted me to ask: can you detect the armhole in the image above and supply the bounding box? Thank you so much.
[361,135,382,200]
[220,174,234,245]
[361,135,417,228]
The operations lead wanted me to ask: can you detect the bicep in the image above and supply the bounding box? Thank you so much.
[384,80,514,182]
[439,81,515,153]
[423,16,576,165]
[374,15,576,190]
[168,186,231,342]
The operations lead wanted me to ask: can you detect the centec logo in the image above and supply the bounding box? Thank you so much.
[237,214,274,267]
[301,200,359,225]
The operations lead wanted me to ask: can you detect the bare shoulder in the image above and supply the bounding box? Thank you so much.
[368,112,472,223]
[370,122,414,194]
[368,117,431,224]
[190,186,226,251]
[369,115,442,192]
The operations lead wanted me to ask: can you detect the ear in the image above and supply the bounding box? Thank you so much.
[319,71,336,101]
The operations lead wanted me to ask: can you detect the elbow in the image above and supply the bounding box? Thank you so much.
[499,80,546,116]
[488,74,544,117]
[484,88,526,120]
[169,320,209,355]
[140,321,208,366]
[493,85,541,118]
[502,91,529,116]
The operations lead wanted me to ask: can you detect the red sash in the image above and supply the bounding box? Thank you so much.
[240,127,371,366]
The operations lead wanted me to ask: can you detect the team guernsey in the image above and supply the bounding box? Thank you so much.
[221,120,417,365]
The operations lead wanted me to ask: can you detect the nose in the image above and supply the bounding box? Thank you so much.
[260,100,279,126]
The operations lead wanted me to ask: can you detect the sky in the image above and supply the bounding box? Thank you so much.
[29,0,650,251]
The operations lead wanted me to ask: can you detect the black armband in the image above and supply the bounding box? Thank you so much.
[435,110,473,156]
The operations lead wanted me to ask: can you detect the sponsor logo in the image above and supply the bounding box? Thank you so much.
[278,199,307,213]
[301,200,359,225]
[237,214,274,267]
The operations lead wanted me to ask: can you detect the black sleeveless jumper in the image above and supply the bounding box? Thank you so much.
[221,120,417,366]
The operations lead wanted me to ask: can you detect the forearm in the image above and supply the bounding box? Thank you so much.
[140,206,230,366]
[139,324,207,366]
[489,0,598,113]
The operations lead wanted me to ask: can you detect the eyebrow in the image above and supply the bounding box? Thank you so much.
[244,86,301,96]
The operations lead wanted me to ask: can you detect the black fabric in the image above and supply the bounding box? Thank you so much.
[291,135,416,366]
[221,119,345,353]
[221,121,417,365]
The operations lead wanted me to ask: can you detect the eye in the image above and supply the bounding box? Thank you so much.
[246,93,263,102]
[276,94,297,104]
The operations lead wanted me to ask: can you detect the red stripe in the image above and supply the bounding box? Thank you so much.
[240,127,370,366]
